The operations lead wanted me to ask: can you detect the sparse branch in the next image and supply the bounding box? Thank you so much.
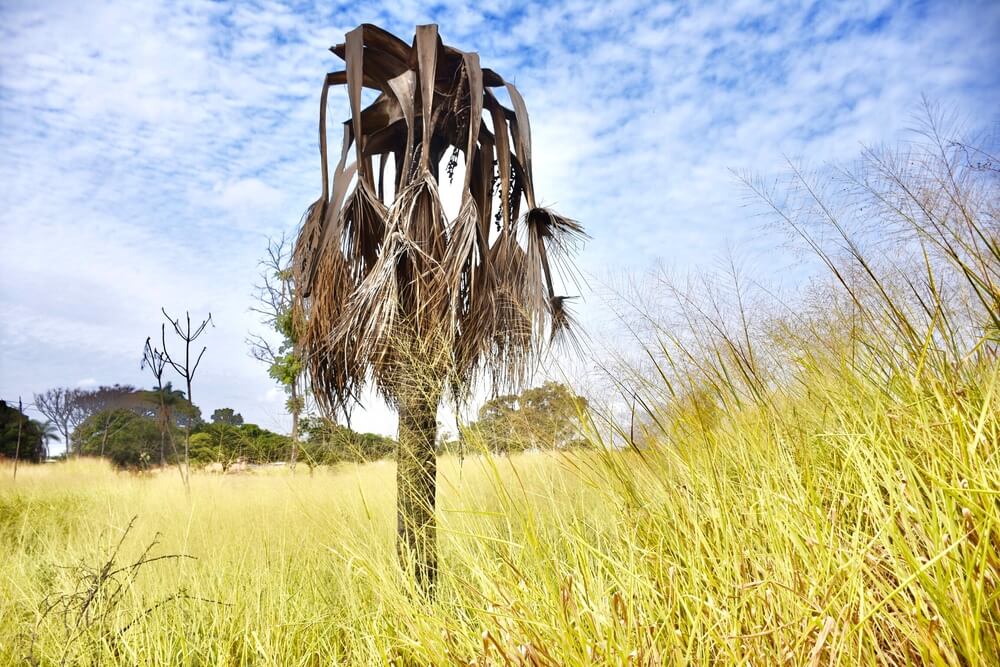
[141,335,189,489]
[33,387,84,458]
[249,234,304,471]
[160,309,214,404]
[157,308,212,493]
[246,333,278,364]
[144,309,211,492]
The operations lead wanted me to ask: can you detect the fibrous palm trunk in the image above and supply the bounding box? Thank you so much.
[289,382,300,472]
[396,385,440,592]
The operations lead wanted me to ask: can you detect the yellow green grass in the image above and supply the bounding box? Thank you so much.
[2,354,997,665]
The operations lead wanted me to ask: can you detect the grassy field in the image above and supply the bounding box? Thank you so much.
[2,354,997,666]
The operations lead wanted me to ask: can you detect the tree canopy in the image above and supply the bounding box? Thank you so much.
[291,23,585,417]
[210,408,244,426]
[75,408,164,469]
[0,400,46,462]
[298,416,396,467]
[462,381,588,454]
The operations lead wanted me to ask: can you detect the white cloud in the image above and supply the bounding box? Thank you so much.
[214,178,287,220]
[1,0,997,437]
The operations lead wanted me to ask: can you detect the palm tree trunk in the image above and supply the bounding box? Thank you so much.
[289,383,299,472]
[396,387,440,593]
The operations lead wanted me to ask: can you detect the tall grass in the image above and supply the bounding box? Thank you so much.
[1,112,997,665]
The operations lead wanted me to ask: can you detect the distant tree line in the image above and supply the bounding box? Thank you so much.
[4,380,587,468]
[67,386,396,470]
[0,384,393,471]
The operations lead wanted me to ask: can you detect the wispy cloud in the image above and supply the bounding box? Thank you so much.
[2,0,997,444]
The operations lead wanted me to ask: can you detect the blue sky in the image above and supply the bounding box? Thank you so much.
[1,0,998,448]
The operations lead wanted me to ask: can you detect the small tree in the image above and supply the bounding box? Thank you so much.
[249,235,304,470]
[144,308,212,490]
[210,408,244,426]
[470,382,588,453]
[142,340,191,490]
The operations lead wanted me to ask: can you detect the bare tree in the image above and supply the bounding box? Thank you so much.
[159,309,213,485]
[249,234,304,471]
[142,337,189,491]
[33,388,83,458]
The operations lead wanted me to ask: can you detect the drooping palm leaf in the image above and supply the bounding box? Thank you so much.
[293,23,585,416]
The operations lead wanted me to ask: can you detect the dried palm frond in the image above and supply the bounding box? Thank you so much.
[292,23,584,415]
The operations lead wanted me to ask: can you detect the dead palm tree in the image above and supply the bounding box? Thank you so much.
[292,23,584,591]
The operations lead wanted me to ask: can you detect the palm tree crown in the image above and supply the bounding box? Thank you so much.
[292,23,584,415]
[141,382,187,424]
[36,420,60,444]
